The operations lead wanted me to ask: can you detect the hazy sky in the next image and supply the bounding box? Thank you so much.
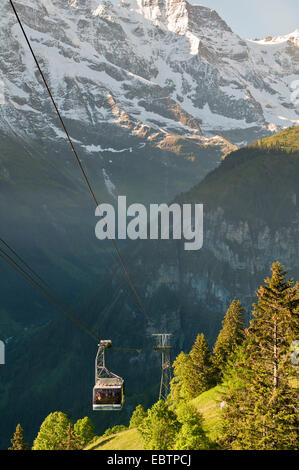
[111,0,299,39]
[189,0,299,38]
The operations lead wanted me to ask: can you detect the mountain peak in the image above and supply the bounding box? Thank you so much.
[120,0,188,22]
[250,29,299,46]
[119,0,231,36]
[121,0,186,8]
[1,0,298,144]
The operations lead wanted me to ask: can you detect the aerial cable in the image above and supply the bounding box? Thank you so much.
[0,241,144,354]
[0,237,142,354]
[9,0,153,328]
[0,245,100,342]
[0,237,99,337]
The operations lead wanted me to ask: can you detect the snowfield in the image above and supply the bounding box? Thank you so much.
[0,0,298,145]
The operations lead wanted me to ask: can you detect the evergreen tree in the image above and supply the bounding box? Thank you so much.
[189,333,216,396]
[129,405,147,429]
[8,424,29,450]
[213,300,245,379]
[138,401,180,450]
[174,403,210,450]
[220,263,299,450]
[74,417,95,448]
[171,335,215,401]
[170,352,195,401]
[111,425,127,434]
[32,412,71,450]
[64,423,80,450]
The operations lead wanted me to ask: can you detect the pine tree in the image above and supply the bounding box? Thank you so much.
[64,423,80,450]
[174,403,210,450]
[220,263,299,450]
[213,300,245,379]
[171,335,216,401]
[74,417,95,448]
[170,352,195,401]
[33,411,71,450]
[8,424,29,450]
[189,333,216,396]
[138,401,180,450]
[130,405,147,429]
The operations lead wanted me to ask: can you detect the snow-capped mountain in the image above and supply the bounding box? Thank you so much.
[0,0,298,149]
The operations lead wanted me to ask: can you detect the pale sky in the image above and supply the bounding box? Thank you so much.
[111,0,299,39]
[189,0,299,38]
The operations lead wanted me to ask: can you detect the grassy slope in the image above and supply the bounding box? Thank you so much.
[191,385,224,442]
[87,385,223,450]
[85,428,144,451]
[253,125,299,152]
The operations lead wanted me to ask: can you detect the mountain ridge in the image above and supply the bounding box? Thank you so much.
[1,0,298,147]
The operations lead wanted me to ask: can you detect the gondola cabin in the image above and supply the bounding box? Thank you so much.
[93,377,124,411]
[93,340,125,411]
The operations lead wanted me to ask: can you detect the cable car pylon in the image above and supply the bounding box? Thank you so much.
[153,334,172,401]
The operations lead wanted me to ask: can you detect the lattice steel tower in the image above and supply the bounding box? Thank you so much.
[153,334,172,401]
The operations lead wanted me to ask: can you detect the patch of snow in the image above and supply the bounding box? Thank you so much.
[249,30,299,47]
[102,168,117,199]
[85,144,133,153]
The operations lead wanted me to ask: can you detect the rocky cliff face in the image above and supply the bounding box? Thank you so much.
[0,0,298,150]
[105,141,299,345]
[132,208,299,340]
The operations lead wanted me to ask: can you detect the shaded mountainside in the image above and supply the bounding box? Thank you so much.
[0,124,232,332]
[109,127,299,344]
[182,128,299,228]
[0,130,111,330]
[0,127,298,449]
